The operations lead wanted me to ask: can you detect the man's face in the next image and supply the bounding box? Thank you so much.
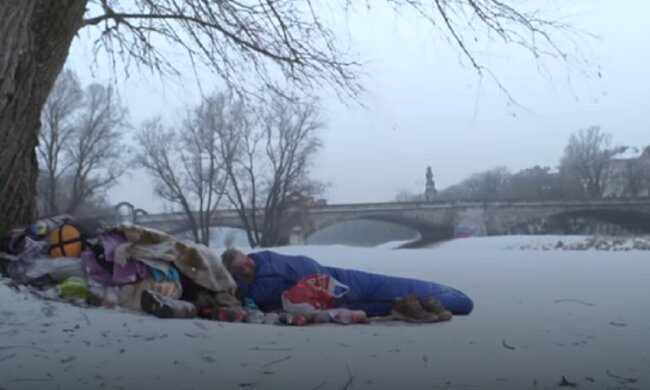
[231,252,256,282]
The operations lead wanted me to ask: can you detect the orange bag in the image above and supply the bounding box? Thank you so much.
[48,224,84,258]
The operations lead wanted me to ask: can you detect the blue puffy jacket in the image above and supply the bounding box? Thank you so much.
[235,251,473,317]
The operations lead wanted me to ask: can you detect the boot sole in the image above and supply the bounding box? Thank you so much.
[391,309,440,323]
[423,308,453,321]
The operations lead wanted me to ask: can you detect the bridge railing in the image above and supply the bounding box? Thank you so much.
[106,197,650,224]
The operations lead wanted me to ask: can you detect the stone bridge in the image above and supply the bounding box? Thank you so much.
[119,198,650,243]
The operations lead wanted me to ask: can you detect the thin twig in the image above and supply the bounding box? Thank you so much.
[10,377,53,382]
[502,340,516,350]
[250,347,294,351]
[554,299,595,307]
[0,353,17,363]
[80,310,91,326]
[260,355,292,368]
[606,369,638,384]
[341,364,355,390]
[0,345,47,353]
[312,382,328,390]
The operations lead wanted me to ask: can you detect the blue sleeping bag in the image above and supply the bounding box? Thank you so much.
[235,251,473,317]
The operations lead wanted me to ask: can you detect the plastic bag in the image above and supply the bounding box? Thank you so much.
[57,276,89,301]
[24,257,84,282]
[281,273,350,317]
[7,256,84,284]
[18,237,49,261]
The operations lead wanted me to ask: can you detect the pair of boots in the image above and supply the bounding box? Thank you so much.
[391,294,452,323]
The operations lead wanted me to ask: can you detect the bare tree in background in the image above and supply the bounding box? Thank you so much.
[136,97,229,246]
[560,126,626,199]
[439,167,510,201]
[504,166,562,201]
[36,71,127,215]
[187,95,231,245]
[217,93,324,247]
[260,96,324,246]
[37,69,83,214]
[66,83,128,212]
[136,120,193,234]
[468,167,511,200]
[0,0,593,237]
[394,189,425,203]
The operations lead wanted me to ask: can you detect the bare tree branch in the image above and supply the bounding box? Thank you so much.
[66,83,128,212]
[560,126,626,199]
[37,69,83,214]
[80,0,362,100]
[214,89,324,247]
[76,0,586,103]
[136,96,229,245]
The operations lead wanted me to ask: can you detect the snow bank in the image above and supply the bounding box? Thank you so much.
[429,235,650,252]
[1,236,649,389]
[514,235,650,251]
[373,239,415,249]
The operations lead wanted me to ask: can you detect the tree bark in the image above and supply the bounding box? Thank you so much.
[0,0,87,237]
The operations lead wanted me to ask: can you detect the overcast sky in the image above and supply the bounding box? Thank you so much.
[66,0,649,212]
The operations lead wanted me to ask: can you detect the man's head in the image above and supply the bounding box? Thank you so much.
[221,248,256,283]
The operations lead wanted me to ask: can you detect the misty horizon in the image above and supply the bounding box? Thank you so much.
[60,0,649,213]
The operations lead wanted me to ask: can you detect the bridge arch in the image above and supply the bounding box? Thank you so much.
[303,213,454,243]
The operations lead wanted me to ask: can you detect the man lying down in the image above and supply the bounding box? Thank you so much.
[221,249,474,324]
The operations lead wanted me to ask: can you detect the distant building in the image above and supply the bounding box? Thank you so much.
[603,146,650,198]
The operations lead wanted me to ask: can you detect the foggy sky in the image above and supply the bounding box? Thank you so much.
[66,0,650,212]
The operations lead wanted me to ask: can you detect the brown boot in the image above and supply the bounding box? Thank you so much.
[420,296,453,321]
[392,294,439,323]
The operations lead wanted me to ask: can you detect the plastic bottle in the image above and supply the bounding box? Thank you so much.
[103,286,118,309]
[329,309,368,324]
[87,285,104,306]
[263,312,280,325]
[312,311,331,323]
[245,310,265,324]
[278,313,294,325]
[291,314,308,326]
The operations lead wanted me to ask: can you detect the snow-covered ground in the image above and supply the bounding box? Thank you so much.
[1,236,649,389]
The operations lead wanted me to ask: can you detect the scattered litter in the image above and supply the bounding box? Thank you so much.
[606,369,638,384]
[558,375,578,388]
[260,355,292,368]
[0,353,17,363]
[554,299,595,307]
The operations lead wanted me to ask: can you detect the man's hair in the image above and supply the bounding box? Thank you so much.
[221,248,240,273]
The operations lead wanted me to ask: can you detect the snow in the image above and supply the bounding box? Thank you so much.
[372,239,415,249]
[1,236,649,389]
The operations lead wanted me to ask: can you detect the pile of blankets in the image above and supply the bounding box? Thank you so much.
[0,216,239,314]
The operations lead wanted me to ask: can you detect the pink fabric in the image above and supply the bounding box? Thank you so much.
[81,233,150,286]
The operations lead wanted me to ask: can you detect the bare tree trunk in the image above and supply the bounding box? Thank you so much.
[0,0,87,237]
[47,170,58,214]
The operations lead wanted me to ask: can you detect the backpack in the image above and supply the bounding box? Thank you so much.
[32,214,105,259]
